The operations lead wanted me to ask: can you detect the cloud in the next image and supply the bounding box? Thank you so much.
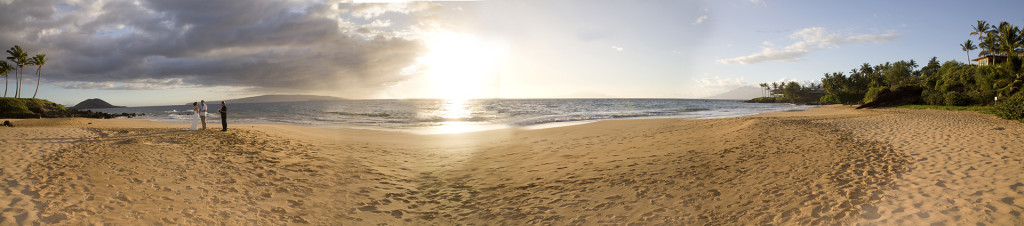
[695,75,749,90]
[692,15,708,25]
[718,27,899,64]
[611,46,624,51]
[0,0,442,97]
[692,8,708,25]
[52,78,190,90]
[349,2,438,19]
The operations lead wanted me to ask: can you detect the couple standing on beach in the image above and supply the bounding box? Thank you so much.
[189,100,227,131]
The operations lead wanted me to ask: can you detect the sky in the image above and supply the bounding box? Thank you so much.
[1,0,1022,106]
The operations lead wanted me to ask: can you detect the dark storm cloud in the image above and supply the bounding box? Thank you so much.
[0,0,435,96]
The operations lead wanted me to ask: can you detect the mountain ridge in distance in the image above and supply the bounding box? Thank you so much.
[702,86,765,100]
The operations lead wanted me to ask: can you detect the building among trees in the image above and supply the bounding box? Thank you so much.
[971,55,1007,66]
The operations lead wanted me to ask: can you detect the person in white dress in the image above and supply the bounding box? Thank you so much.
[189,102,199,130]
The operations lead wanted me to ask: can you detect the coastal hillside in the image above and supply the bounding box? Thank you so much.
[0,97,123,119]
[217,95,344,104]
[71,98,123,109]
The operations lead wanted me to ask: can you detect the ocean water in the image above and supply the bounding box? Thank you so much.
[87,99,814,134]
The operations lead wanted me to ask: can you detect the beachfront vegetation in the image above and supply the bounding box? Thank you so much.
[0,61,11,97]
[0,97,131,119]
[0,97,64,118]
[896,105,996,113]
[754,20,1024,121]
[995,90,1024,120]
[6,45,28,98]
[29,54,46,99]
[747,81,823,103]
[961,40,977,64]
[5,45,46,99]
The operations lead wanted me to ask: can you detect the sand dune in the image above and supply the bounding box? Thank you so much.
[0,105,1022,224]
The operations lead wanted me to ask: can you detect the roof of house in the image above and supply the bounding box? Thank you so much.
[971,55,1008,61]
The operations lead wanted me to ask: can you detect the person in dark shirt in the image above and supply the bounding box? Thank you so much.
[218,101,228,131]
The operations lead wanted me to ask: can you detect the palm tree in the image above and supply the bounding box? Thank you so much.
[859,63,873,75]
[28,54,45,99]
[758,83,768,97]
[971,20,993,54]
[6,46,28,98]
[993,22,1022,57]
[994,62,1023,98]
[913,59,921,76]
[961,40,977,64]
[0,61,11,97]
[980,34,999,56]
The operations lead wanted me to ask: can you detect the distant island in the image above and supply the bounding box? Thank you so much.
[70,98,124,109]
[213,94,345,104]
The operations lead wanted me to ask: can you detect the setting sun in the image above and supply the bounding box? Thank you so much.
[419,31,506,100]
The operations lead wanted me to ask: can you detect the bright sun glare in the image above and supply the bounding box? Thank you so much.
[420,31,505,100]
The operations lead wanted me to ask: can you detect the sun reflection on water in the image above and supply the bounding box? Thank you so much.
[439,98,472,120]
[428,99,477,134]
[418,99,503,134]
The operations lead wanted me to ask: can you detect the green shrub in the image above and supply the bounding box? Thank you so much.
[0,97,68,118]
[995,91,1024,120]
[819,95,841,104]
[943,91,969,106]
[862,86,887,104]
[747,97,784,103]
[967,91,992,106]
[922,89,944,105]
[0,97,35,114]
[837,92,865,105]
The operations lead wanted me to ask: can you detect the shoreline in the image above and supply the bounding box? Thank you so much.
[77,104,822,135]
[1,105,1022,224]
[83,99,816,135]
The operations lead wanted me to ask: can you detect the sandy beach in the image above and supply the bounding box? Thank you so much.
[1,105,1022,225]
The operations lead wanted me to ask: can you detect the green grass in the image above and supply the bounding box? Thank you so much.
[0,97,66,117]
[896,105,998,114]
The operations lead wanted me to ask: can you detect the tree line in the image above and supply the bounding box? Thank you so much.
[814,20,1021,107]
[750,81,822,103]
[2,45,47,99]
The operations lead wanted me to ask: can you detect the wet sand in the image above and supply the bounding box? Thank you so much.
[0,105,1021,224]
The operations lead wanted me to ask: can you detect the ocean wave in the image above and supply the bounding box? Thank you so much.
[510,108,713,126]
[326,111,392,118]
[88,99,813,132]
[166,114,194,121]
